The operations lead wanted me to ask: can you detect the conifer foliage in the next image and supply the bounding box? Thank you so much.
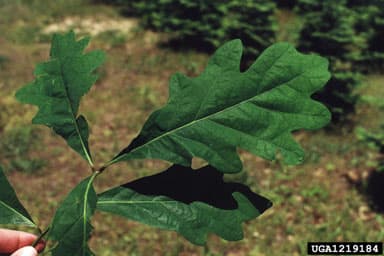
[131,0,278,62]
[298,0,363,123]
[348,0,384,70]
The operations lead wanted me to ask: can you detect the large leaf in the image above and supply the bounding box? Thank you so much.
[0,165,35,227]
[108,40,331,173]
[16,31,105,166]
[49,174,97,256]
[97,165,272,245]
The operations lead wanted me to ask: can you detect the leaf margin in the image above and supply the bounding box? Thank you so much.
[96,165,272,246]
[48,172,98,256]
[0,165,36,227]
[105,40,331,173]
[15,31,105,166]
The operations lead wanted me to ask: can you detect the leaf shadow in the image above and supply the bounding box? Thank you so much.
[123,165,272,212]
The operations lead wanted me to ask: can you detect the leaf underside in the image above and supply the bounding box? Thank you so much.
[0,166,35,227]
[110,40,331,173]
[97,165,272,245]
[15,31,105,165]
[49,175,97,256]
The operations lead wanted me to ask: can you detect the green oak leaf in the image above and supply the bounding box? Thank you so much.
[97,165,272,245]
[16,31,105,166]
[49,174,97,256]
[0,165,35,227]
[108,40,331,173]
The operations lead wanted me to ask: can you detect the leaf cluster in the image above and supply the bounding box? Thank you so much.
[0,31,330,255]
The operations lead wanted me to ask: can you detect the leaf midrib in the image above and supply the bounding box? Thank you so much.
[111,55,310,164]
[82,174,96,256]
[98,200,177,205]
[51,176,95,256]
[58,59,93,167]
[0,201,35,226]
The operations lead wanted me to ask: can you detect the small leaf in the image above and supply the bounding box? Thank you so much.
[0,165,35,227]
[97,165,272,245]
[49,174,97,256]
[16,31,105,166]
[108,40,331,173]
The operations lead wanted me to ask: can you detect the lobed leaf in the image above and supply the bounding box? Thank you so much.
[108,40,331,173]
[15,31,105,166]
[0,165,35,227]
[97,165,272,245]
[49,174,97,256]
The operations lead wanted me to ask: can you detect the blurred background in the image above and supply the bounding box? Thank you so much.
[0,0,383,255]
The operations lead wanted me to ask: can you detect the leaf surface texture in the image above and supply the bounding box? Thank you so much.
[97,165,272,245]
[16,31,105,165]
[49,175,97,256]
[110,40,331,172]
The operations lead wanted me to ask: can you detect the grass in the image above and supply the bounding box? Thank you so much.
[0,1,383,255]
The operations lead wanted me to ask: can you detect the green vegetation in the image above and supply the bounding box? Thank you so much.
[129,0,277,63]
[0,1,383,255]
[2,28,330,255]
[294,0,384,122]
[357,126,384,171]
[109,0,384,125]
[108,40,330,172]
[16,32,105,165]
[297,0,363,123]
[0,126,45,173]
[349,0,384,71]
[0,165,36,226]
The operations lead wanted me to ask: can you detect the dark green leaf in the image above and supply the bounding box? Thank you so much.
[109,40,331,173]
[97,165,272,245]
[16,31,105,166]
[0,165,35,227]
[49,174,97,256]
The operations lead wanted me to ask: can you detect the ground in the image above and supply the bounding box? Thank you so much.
[0,1,383,255]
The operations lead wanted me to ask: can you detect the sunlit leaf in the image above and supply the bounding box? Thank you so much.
[108,40,331,173]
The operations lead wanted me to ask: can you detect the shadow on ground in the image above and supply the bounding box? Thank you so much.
[365,170,384,213]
